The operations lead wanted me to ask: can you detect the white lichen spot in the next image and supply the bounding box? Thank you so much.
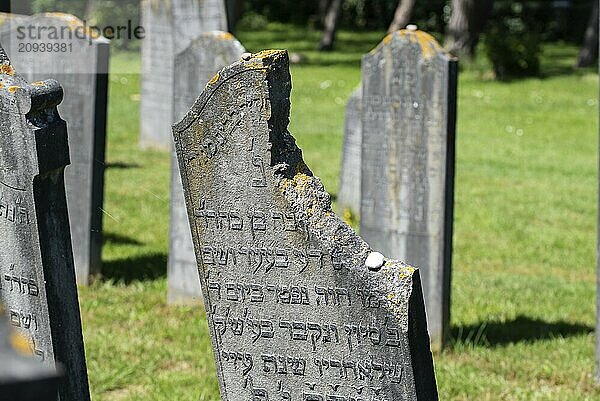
[365,252,385,270]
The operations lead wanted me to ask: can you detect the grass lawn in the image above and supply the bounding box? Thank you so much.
[78,25,599,400]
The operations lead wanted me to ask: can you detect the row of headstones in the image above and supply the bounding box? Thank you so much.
[0,42,439,401]
[0,29,437,401]
[0,3,241,293]
[0,7,457,357]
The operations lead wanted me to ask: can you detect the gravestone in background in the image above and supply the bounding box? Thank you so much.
[0,13,110,285]
[0,46,90,401]
[140,0,227,149]
[359,29,458,352]
[337,86,362,219]
[173,50,438,401]
[0,304,60,400]
[169,31,245,305]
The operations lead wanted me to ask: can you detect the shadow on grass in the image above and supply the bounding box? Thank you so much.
[101,253,167,284]
[450,315,593,348]
[103,232,143,246]
[105,161,141,169]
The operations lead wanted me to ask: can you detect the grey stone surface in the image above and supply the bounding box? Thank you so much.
[173,50,438,401]
[0,13,110,285]
[0,304,60,400]
[140,0,227,149]
[359,30,457,352]
[0,46,90,400]
[337,86,362,218]
[169,31,245,305]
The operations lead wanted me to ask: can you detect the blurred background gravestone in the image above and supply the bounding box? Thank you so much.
[337,85,362,220]
[173,50,438,401]
[169,31,245,305]
[359,29,458,351]
[139,0,227,149]
[0,46,90,401]
[0,13,110,285]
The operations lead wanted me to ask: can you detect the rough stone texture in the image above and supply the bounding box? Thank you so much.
[337,86,362,218]
[140,0,227,149]
[173,50,438,401]
[0,46,90,401]
[359,30,458,352]
[0,13,110,285]
[0,304,59,400]
[169,31,245,305]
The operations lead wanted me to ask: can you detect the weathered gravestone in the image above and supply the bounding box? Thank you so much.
[0,13,110,285]
[337,86,362,219]
[0,46,90,401]
[359,29,457,351]
[168,31,245,304]
[173,50,438,401]
[140,0,227,149]
[0,303,60,400]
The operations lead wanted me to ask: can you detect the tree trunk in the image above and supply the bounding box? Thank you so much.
[318,0,343,51]
[388,0,416,33]
[85,0,97,21]
[576,0,599,68]
[318,0,330,28]
[445,0,493,59]
[226,0,244,33]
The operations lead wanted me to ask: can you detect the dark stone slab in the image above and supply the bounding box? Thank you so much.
[0,304,60,401]
[169,31,245,305]
[140,0,227,149]
[337,86,362,218]
[0,46,90,401]
[0,13,110,285]
[173,50,438,401]
[359,29,458,351]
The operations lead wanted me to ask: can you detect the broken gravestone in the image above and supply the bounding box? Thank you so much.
[359,29,458,351]
[173,50,438,401]
[337,86,362,219]
[0,46,90,401]
[0,13,110,285]
[140,0,227,149]
[0,303,60,400]
[168,31,245,304]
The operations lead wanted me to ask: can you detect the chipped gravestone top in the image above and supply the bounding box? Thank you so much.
[140,0,228,149]
[0,47,90,401]
[0,305,60,401]
[173,50,438,401]
[0,13,110,285]
[337,86,362,219]
[359,30,457,351]
[169,31,245,304]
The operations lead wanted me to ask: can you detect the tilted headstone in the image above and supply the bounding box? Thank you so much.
[140,0,227,149]
[359,29,458,351]
[0,304,60,400]
[0,13,110,285]
[168,31,245,305]
[0,46,90,401]
[173,50,438,401]
[337,86,362,218]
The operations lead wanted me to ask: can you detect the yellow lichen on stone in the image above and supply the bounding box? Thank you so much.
[32,81,46,87]
[216,32,234,41]
[8,86,21,93]
[0,83,4,89]
[10,332,33,356]
[398,29,443,59]
[208,73,220,85]
[0,64,14,76]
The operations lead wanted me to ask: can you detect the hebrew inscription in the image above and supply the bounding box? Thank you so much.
[169,31,245,304]
[173,50,437,401]
[359,30,457,351]
[0,46,90,401]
